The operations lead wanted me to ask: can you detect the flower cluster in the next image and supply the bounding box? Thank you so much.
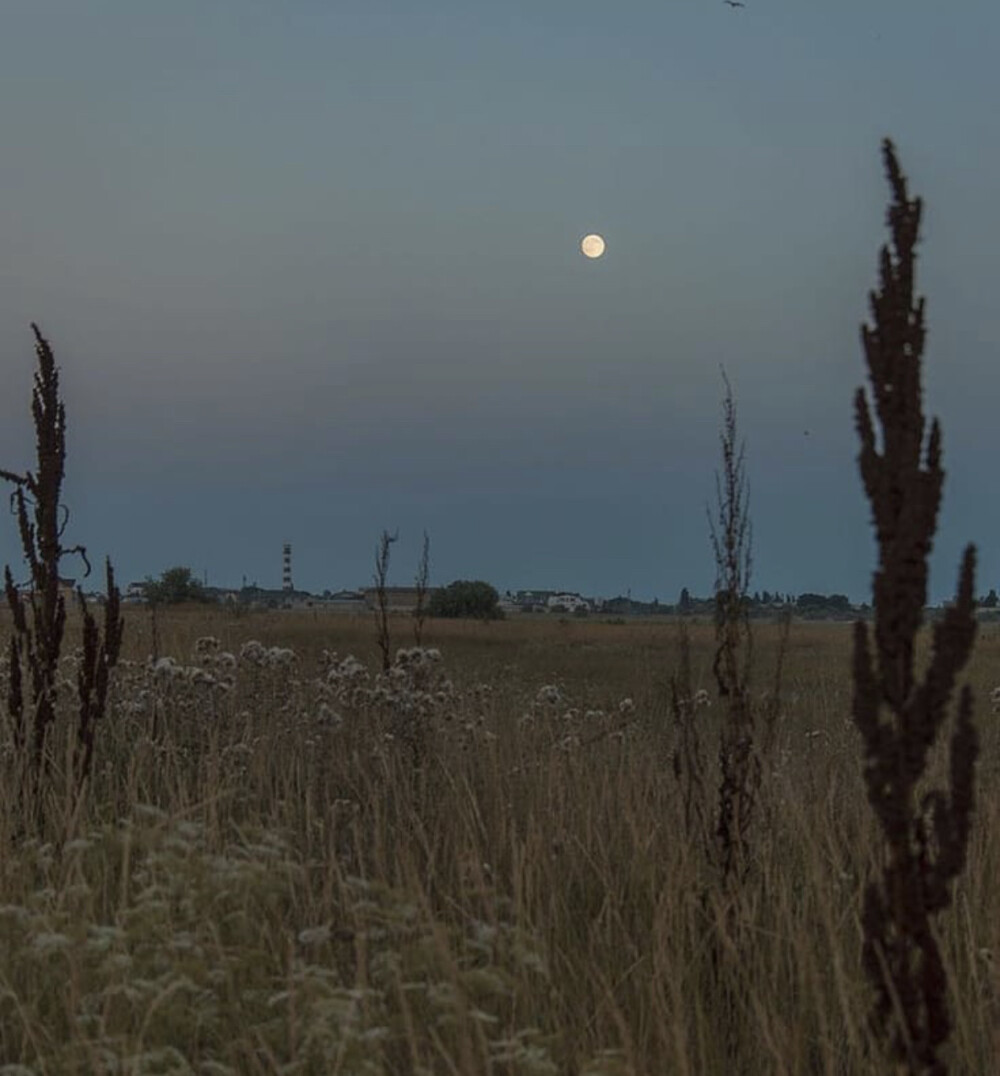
[239,640,298,667]
[0,810,556,1073]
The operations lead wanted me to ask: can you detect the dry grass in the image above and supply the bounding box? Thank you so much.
[0,606,997,1074]
[0,139,987,1076]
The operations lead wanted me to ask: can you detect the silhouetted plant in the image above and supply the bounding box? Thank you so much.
[670,612,710,850]
[672,374,789,887]
[74,564,123,785]
[852,139,977,1076]
[757,606,791,759]
[1,323,123,796]
[373,528,398,672]
[708,368,759,885]
[413,530,430,647]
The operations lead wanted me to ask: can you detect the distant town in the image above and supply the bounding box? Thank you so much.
[104,581,1000,621]
[14,573,1000,621]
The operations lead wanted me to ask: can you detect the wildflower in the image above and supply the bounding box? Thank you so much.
[618,697,635,715]
[316,703,342,727]
[239,640,267,664]
[266,646,297,666]
[86,925,125,951]
[298,924,331,947]
[150,657,178,677]
[694,688,711,708]
[536,685,562,705]
[32,932,72,952]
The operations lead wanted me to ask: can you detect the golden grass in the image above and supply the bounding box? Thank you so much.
[0,606,996,1073]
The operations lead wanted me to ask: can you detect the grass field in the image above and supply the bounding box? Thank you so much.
[0,140,986,1075]
[0,604,996,1074]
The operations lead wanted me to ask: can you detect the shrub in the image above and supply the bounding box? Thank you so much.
[428,580,503,620]
[142,567,212,606]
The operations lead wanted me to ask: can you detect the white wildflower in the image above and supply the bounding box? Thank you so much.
[32,932,72,952]
[298,924,331,947]
[194,636,221,656]
[86,925,126,951]
[266,646,297,666]
[316,703,342,727]
[150,657,177,677]
[102,952,133,974]
[239,640,267,664]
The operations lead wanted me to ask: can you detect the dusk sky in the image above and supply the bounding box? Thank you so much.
[2,1,999,604]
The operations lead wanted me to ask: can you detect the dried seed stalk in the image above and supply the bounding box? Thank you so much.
[1,324,123,798]
[852,139,977,1076]
[708,369,758,884]
[373,528,398,673]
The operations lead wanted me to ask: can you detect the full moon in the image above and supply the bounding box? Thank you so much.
[581,233,606,259]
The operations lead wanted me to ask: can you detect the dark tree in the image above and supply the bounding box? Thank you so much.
[428,580,502,620]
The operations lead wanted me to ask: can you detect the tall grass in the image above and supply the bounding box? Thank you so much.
[0,141,990,1073]
[0,610,996,1073]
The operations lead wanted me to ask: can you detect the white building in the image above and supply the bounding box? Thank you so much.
[546,593,591,614]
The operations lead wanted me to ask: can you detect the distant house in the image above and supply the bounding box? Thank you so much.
[16,576,77,603]
[510,589,558,613]
[124,581,148,603]
[327,589,367,611]
[285,592,320,610]
[361,586,439,612]
[546,593,591,614]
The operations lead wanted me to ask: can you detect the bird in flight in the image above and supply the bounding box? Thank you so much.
[724,1,746,7]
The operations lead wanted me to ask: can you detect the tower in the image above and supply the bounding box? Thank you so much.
[282,543,293,592]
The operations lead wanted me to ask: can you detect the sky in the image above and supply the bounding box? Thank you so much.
[2,0,999,605]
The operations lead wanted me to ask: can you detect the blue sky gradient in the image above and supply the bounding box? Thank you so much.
[2,1,998,603]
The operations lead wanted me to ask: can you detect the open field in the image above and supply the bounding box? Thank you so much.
[0,606,997,1074]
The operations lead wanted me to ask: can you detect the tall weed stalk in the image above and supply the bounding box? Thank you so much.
[852,139,977,1076]
[709,368,759,886]
[373,528,398,672]
[413,530,430,647]
[1,324,123,808]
